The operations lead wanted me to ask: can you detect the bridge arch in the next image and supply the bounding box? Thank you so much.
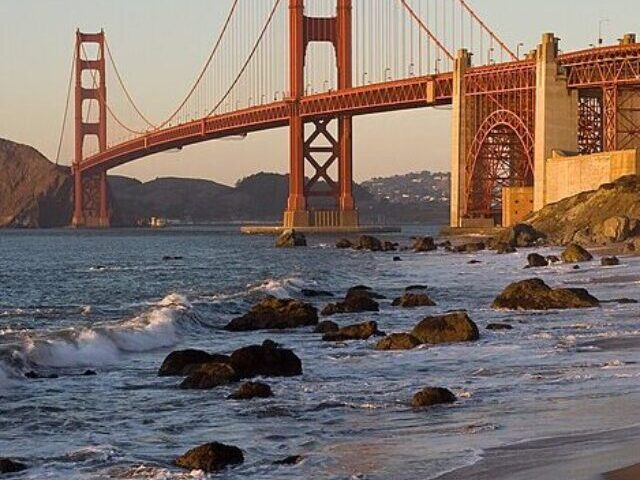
[464,109,534,223]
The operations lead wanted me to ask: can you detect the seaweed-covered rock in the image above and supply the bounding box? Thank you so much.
[526,253,549,268]
[601,256,620,266]
[275,229,307,248]
[314,320,339,334]
[180,363,239,389]
[159,349,229,377]
[413,236,437,252]
[321,288,380,316]
[0,458,27,474]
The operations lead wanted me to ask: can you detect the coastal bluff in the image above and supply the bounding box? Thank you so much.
[0,138,72,228]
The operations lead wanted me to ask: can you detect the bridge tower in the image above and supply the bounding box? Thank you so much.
[285,0,358,229]
[72,30,110,228]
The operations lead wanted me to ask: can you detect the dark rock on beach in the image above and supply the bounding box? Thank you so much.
[526,253,549,268]
[314,320,339,334]
[0,458,27,474]
[601,256,620,266]
[375,333,422,350]
[495,242,517,254]
[229,343,302,378]
[228,381,273,400]
[321,288,380,316]
[180,363,239,390]
[411,387,457,408]
[413,236,437,252]
[561,243,593,263]
[159,349,230,376]
[336,238,353,249]
[493,223,546,248]
[492,278,600,310]
[275,229,307,248]
[225,297,318,331]
[273,455,304,465]
[391,293,436,308]
[411,312,479,345]
[175,442,244,473]
[486,323,513,331]
[322,320,382,341]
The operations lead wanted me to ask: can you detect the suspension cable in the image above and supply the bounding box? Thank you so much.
[55,44,76,165]
[206,0,282,117]
[399,0,454,61]
[458,0,517,60]
[103,0,240,131]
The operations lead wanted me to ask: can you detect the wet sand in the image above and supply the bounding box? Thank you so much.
[436,424,640,480]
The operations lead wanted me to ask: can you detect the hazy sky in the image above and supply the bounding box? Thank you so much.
[1,0,639,186]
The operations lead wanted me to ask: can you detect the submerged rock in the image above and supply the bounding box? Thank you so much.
[314,320,339,334]
[411,312,479,345]
[391,293,436,308]
[224,297,318,331]
[301,288,333,298]
[411,387,456,408]
[375,333,422,351]
[273,455,304,465]
[486,323,513,331]
[229,344,302,378]
[601,256,620,266]
[413,236,437,252]
[175,442,244,473]
[492,278,600,310]
[275,229,307,248]
[561,244,593,263]
[526,253,549,268]
[0,458,27,474]
[180,363,238,390]
[159,349,229,376]
[322,321,382,341]
[228,381,273,400]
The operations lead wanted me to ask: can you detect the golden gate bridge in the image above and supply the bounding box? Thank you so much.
[54,0,640,230]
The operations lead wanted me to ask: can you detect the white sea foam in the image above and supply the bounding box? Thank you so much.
[17,293,191,369]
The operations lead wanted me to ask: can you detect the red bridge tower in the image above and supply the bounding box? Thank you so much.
[285,0,358,228]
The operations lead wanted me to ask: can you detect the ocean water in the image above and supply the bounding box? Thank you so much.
[1,227,640,479]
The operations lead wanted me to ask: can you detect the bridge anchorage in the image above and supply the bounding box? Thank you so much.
[64,1,640,231]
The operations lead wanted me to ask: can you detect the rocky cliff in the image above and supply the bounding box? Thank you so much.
[0,138,72,228]
[526,175,640,245]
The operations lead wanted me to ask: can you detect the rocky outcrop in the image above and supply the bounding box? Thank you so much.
[526,253,549,268]
[526,176,640,245]
[410,387,456,408]
[492,278,600,310]
[322,321,382,341]
[224,297,318,331]
[229,342,302,378]
[354,236,396,252]
[180,363,239,389]
[375,333,422,350]
[391,293,436,308]
[411,312,479,345]
[276,229,307,248]
[449,242,486,253]
[0,458,27,474]
[413,236,437,252]
[561,244,593,263]
[495,242,517,254]
[158,349,229,376]
[228,381,273,400]
[175,442,244,473]
[0,138,72,228]
[321,288,380,316]
[336,238,353,249]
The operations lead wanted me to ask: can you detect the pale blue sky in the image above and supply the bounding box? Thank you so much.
[1,0,639,185]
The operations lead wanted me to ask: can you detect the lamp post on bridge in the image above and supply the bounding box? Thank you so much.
[598,19,610,46]
[516,42,524,59]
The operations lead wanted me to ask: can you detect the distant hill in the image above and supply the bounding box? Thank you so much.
[0,138,72,227]
[0,137,450,227]
[362,171,451,204]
